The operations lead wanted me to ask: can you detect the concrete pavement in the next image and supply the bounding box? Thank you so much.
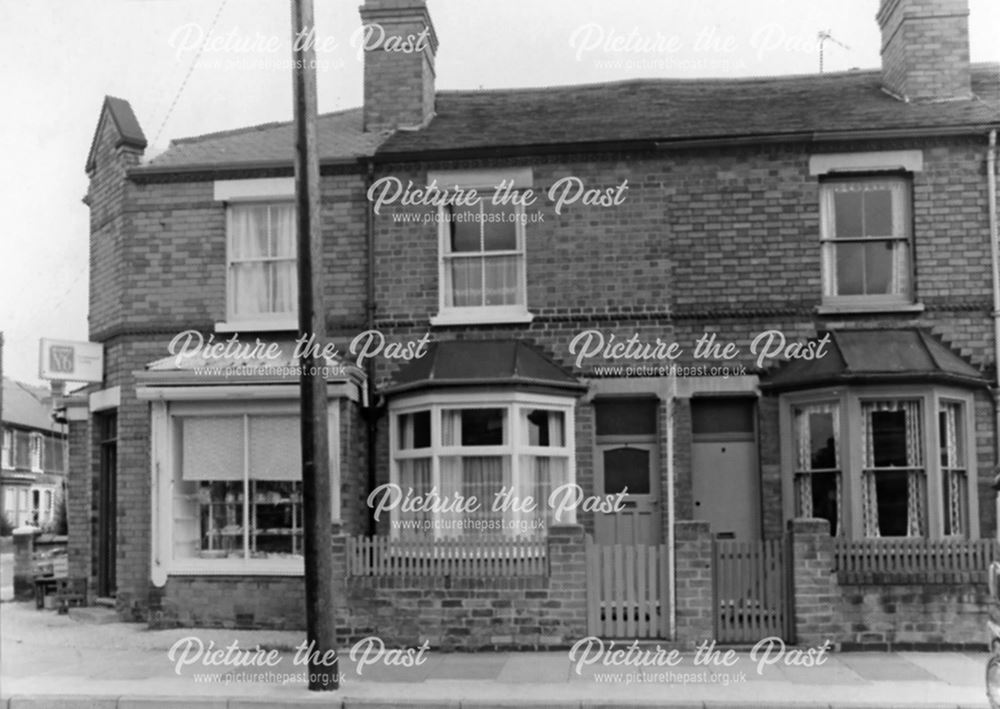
[0,601,993,708]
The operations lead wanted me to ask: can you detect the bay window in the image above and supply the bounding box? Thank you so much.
[391,394,574,539]
[782,387,978,540]
[147,398,341,579]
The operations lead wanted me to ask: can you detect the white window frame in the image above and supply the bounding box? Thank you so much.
[429,169,533,326]
[1,429,11,469]
[388,390,576,538]
[818,176,914,312]
[149,398,341,583]
[213,178,297,333]
[29,433,43,473]
[790,400,843,536]
[779,385,979,540]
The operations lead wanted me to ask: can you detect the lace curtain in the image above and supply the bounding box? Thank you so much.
[793,403,842,535]
[861,400,924,537]
[448,255,521,307]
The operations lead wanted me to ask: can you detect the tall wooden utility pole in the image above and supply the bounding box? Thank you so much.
[290,0,337,691]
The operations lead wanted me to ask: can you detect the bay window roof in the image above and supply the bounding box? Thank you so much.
[135,338,364,388]
[762,328,986,393]
[385,340,586,396]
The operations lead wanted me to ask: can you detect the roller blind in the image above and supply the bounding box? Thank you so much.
[248,415,301,481]
[181,417,244,481]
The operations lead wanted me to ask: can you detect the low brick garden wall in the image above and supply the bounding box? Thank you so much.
[141,517,994,650]
[331,525,588,650]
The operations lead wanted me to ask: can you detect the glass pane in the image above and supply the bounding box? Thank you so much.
[872,410,908,467]
[448,258,483,307]
[249,480,302,558]
[483,254,520,306]
[595,399,657,436]
[603,447,650,495]
[835,242,865,295]
[691,398,755,435]
[864,189,893,236]
[197,481,246,558]
[863,241,893,294]
[460,409,506,446]
[482,203,517,251]
[526,409,565,447]
[399,411,431,449]
[810,472,839,536]
[449,205,480,252]
[269,204,295,258]
[397,458,432,536]
[875,470,909,536]
[809,413,836,469]
[833,191,864,237]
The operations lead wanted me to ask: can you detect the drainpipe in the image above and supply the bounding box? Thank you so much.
[364,159,379,538]
[666,371,677,640]
[988,130,999,540]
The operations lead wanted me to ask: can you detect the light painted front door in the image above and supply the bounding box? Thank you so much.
[594,442,661,544]
[690,397,760,540]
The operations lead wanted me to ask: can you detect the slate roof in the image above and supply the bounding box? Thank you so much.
[385,340,586,395]
[761,329,987,392]
[144,107,384,169]
[381,66,1000,155]
[2,378,59,433]
[137,64,1000,171]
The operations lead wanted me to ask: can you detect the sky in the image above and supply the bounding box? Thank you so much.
[0,0,997,385]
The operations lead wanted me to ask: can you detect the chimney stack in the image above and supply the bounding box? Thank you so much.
[358,0,438,132]
[877,0,972,102]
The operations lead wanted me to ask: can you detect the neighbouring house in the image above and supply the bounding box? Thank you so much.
[2,377,67,530]
[68,0,1000,649]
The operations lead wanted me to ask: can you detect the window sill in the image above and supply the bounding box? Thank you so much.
[816,302,925,316]
[214,319,298,334]
[429,311,534,327]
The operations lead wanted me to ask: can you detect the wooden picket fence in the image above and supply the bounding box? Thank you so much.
[713,538,791,643]
[833,537,999,582]
[585,537,670,639]
[346,535,547,577]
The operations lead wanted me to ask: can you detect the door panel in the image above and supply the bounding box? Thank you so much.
[691,398,760,540]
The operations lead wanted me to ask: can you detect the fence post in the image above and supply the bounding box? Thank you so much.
[673,520,713,647]
[788,518,840,647]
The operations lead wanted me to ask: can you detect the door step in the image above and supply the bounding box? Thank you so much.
[94,596,116,608]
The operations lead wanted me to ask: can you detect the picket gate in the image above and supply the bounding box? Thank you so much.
[712,537,792,643]
[585,536,669,639]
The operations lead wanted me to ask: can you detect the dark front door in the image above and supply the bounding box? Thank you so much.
[97,413,117,597]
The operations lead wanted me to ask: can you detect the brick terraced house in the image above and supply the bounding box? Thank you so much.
[2,378,67,529]
[68,0,1000,649]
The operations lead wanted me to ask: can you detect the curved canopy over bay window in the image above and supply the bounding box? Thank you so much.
[765,329,987,540]
[384,340,586,539]
[135,340,364,586]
